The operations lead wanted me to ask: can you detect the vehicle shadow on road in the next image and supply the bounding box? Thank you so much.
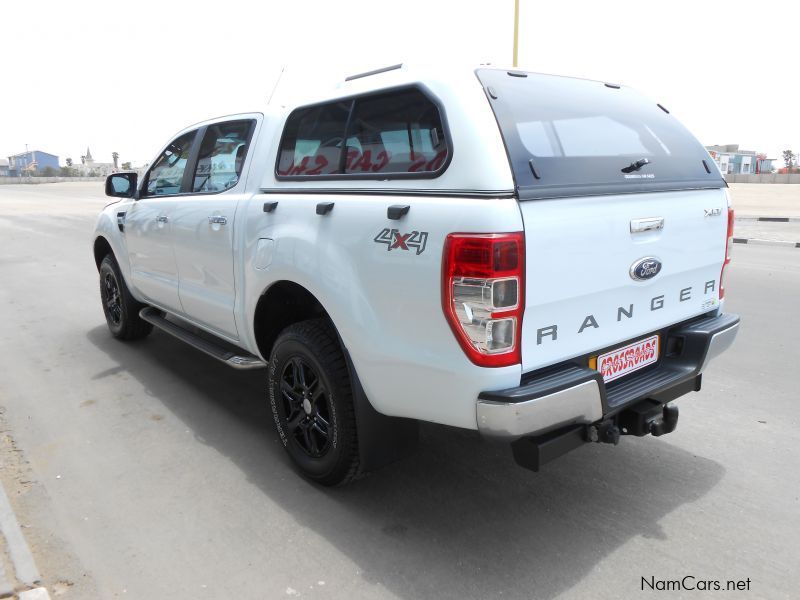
[87,326,725,600]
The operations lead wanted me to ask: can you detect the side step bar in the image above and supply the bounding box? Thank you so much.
[139,307,266,370]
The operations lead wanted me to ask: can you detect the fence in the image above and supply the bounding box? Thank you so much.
[0,176,106,185]
[725,173,800,184]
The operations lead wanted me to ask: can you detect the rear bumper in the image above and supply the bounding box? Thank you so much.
[477,312,740,440]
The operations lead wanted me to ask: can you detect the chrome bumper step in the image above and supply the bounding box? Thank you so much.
[139,308,266,370]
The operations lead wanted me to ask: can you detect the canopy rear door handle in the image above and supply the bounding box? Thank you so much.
[208,216,228,225]
[630,217,664,233]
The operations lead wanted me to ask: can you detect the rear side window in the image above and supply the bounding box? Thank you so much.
[277,102,351,177]
[477,69,724,199]
[344,89,448,175]
[193,120,254,192]
[276,87,450,179]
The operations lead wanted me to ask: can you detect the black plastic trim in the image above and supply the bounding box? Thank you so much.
[516,181,725,202]
[138,308,265,369]
[528,159,541,180]
[263,201,278,212]
[340,347,418,473]
[479,365,602,404]
[258,187,515,199]
[480,312,739,417]
[387,204,410,219]
[316,202,334,215]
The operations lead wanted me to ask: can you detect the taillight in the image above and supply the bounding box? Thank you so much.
[442,233,524,367]
[720,199,734,300]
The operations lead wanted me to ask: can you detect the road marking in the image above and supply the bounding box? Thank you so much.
[18,587,52,600]
[0,480,41,586]
[735,216,800,223]
[733,237,800,248]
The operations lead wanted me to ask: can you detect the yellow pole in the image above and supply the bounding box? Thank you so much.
[513,0,520,67]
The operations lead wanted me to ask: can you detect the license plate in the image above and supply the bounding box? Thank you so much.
[596,335,659,383]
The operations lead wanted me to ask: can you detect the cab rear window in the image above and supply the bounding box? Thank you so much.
[477,69,724,200]
[276,87,450,180]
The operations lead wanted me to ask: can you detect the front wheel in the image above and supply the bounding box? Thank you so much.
[268,319,359,486]
[99,255,152,340]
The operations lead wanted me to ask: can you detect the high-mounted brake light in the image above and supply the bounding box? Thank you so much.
[442,233,525,367]
[720,193,734,300]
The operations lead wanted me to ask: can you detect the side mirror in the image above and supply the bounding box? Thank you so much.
[105,172,138,198]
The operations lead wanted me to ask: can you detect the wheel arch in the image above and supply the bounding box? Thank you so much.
[253,280,331,361]
[93,235,114,270]
[254,279,419,474]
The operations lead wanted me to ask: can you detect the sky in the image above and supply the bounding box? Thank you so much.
[1,0,798,167]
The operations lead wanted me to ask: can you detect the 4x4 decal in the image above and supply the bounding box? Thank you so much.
[374,228,429,255]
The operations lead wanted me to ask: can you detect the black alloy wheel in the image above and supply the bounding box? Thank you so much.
[268,319,359,485]
[98,254,153,340]
[103,271,123,326]
[280,356,332,458]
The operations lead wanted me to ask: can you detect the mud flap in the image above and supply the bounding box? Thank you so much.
[343,349,419,474]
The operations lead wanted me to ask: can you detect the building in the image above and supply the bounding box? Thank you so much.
[71,147,115,177]
[705,144,775,174]
[6,150,60,176]
[0,158,9,176]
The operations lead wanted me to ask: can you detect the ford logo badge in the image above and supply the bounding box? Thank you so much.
[630,257,662,281]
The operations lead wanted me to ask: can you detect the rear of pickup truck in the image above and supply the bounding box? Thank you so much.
[458,69,740,469]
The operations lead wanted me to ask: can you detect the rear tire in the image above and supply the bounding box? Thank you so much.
[268,319,359,486]
[99,255,153,341]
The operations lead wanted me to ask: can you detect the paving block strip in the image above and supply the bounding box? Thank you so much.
[733,238,800,248]
[735,216,800,223]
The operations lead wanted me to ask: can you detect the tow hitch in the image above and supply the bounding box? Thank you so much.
[511,400,680,472]
[618,400,679,437]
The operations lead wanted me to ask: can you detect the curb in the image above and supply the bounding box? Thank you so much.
[733,237,800,248]
[735,216,800,223]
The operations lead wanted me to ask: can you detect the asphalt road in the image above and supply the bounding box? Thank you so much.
[0,183,798,599]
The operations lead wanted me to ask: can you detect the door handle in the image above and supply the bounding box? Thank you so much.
[630,217,664,233]
[155,215,169,223]
[208,216,228,225]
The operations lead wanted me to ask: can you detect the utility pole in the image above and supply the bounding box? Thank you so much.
[513,0,520,67]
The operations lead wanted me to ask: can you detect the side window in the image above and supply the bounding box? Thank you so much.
[143,130,197,196]
[345,89,449,175]
[192,120,254,193]
[277,102,351,176]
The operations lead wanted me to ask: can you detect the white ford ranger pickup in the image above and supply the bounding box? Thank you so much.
[93,65,740,485]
